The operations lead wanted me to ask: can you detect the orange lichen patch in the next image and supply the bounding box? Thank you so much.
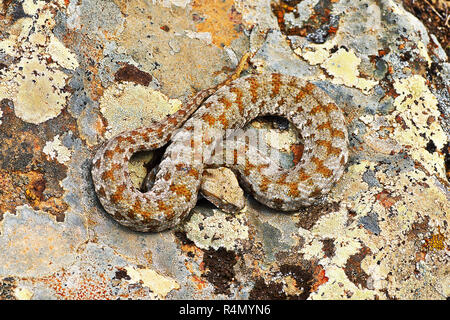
[311,156,333,178]
[191,274,209,291]
[422,227,448,252]
[246,77,260,103]
[328,25,338,34]
[88,75,104,102]
[25,174,46,204]
[180,241,203,259]
[0,167,67,219]
[39,271,116,300]
[375,190,400,209]
[394,114,408,129]
[310,265,328,292]
[192,0,243,47]
[316,139,342,156]
[273,0,339,40]
[169,184,192,202]
[110,184,126,202]
[182,258,209,291]
[94,115,107,137]
[230,86,244,115]
[270,73,282,98]
[202,113,216,126]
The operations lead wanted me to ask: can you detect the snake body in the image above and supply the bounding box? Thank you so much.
[91,73,348,232]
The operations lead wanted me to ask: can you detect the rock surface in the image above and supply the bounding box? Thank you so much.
[200,167,245,214]
[0,0,448,300]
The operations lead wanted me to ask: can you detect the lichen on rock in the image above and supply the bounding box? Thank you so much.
[0,0,448,301]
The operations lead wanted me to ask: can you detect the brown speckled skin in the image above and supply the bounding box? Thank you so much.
[91,73,348,232]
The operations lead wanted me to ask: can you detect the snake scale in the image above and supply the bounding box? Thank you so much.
[91,73,348,232]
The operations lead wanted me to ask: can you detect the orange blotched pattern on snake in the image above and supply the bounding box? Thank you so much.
[91,73,348,232]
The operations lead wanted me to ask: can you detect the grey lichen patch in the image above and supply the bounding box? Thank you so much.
[66,0,125,37]
[250,29,317,78]
[183,207,249,251]
[358,212,381,235]
[259,221,285,262]
[361,169,381,188]
[0,205,87,278]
